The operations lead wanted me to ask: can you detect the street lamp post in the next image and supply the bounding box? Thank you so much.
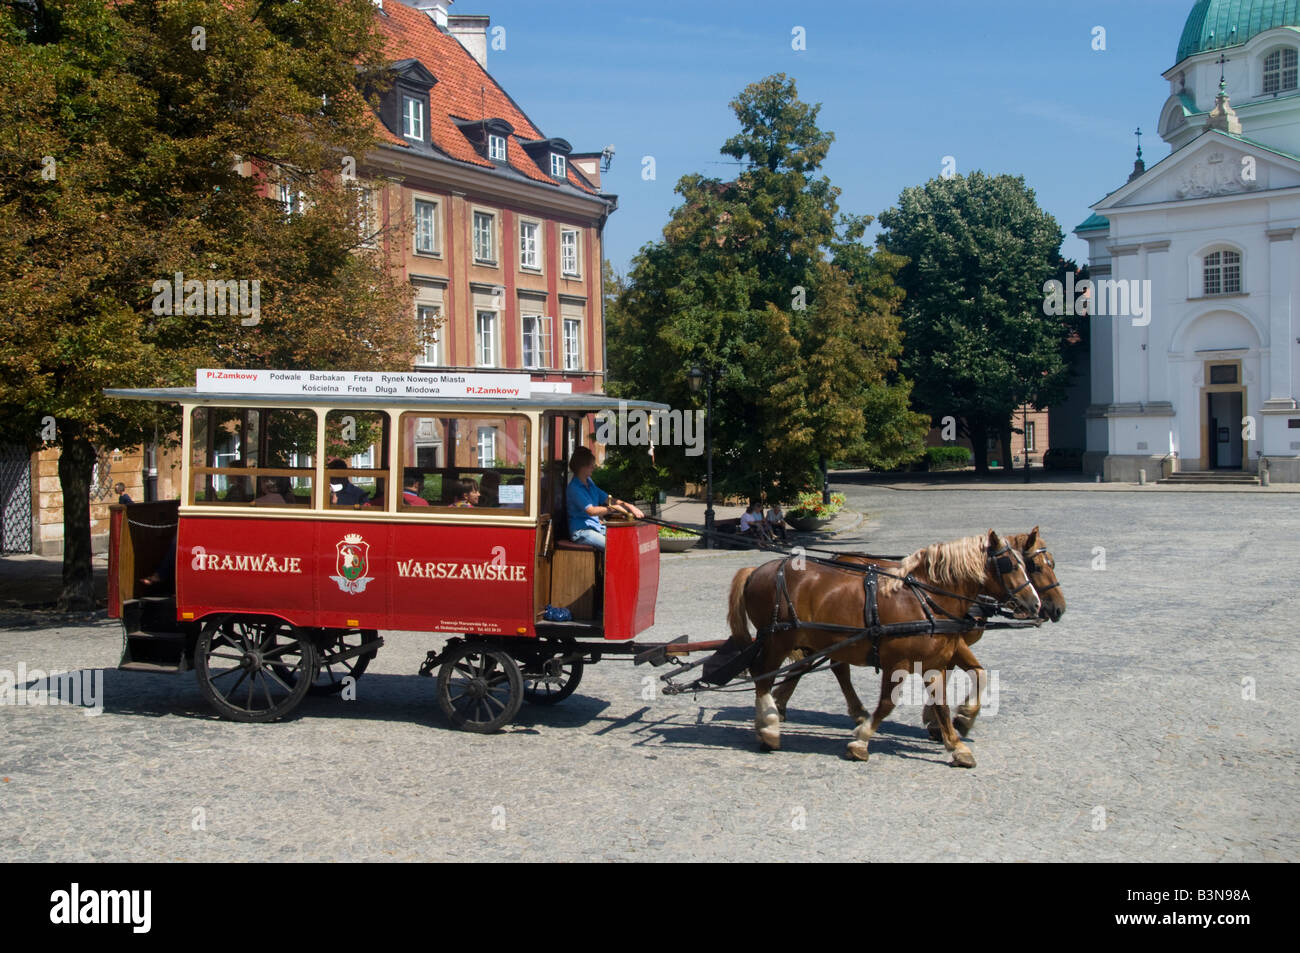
[688,365,715,548]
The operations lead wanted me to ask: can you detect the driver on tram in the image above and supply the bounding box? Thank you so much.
[566,447,643,550]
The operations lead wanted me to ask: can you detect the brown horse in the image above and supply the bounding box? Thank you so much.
[771,527,1066,737]
[725,530,1039,766]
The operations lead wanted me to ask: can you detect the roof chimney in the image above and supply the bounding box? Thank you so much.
[447,14,490,69]
[404,0,450,29]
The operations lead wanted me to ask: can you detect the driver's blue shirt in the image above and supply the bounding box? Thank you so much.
[567,476,608,537]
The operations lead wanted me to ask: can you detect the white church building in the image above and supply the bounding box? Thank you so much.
[1077,0,1300,481]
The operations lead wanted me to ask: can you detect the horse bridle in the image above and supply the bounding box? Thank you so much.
[989,544,1035,599]
[1023,546,1061,594]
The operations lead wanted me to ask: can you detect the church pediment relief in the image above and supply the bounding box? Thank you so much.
[1174,150,1260,198]
[1103,137,1300,209]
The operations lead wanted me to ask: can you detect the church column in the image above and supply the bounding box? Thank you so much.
[1264,228,1296,408]
[1143,240,1171,403]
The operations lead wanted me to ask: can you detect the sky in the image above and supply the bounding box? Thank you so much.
[473,0,1199,274]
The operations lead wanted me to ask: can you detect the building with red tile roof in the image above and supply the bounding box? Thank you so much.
[360,0,617,393]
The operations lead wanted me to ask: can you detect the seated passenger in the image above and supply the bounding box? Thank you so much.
[224,478,250,503]
[452,477,480,508]
[254,476,288,506]
[328,458,371,507]
[402,469,430,507]
[479,471,501,507]
[565,447,644,550]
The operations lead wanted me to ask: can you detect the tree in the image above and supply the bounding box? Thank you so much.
[0,0,415,609]
[877,172,1072,473]
[607,74,926,501]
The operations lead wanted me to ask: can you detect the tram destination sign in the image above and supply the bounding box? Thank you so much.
[196,369,531,399]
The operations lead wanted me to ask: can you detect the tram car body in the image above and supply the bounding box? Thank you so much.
[106,377,666,730]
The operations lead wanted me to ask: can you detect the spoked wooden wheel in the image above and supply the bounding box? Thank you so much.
[523,654,583,705]
[195,615,318,723]
[275,629,378,696]
[436,642,523,733]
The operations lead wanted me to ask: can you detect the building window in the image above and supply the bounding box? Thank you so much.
[560,229,580,276]
[403,95,425,141]
[473,211,496,263]
[277,183,303,217]
[488,134,507,161]
[476,311,497,367]
[1024,421,1036,453]
[417,305,441,365]
[355,185,378,248]
[1209,364,1239,385]
[551,153,566,178]
[1204,249,1242,295]
[519,221,541,270]
[1264,48,1298,94]
[414,199,439,255]
[477,427,497,469]
[563,317,581,370]
[522,314,552,369]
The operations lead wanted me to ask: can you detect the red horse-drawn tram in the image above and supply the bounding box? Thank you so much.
[105,370,665,732]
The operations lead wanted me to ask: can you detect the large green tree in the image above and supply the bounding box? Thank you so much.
[0,0,416,609]
[877,172,1072,473]
[607,74,926,501]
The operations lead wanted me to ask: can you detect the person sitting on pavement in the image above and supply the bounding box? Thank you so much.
[739,501,774,542]
[765,502,788,541]
[566,447,643,550]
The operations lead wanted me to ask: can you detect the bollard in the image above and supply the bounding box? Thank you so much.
[1138,469,1147,485]
[1094,473,1101,483]
[1262,468,1271,487]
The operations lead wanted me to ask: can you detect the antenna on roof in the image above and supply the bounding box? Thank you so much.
[601,145,615,172]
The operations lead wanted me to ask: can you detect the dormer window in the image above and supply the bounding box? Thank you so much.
[1264,48,1298,94]
[403,95,425,141]
[550,153,566,178]
[488,134,507,161]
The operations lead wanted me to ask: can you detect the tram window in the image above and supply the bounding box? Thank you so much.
[189,406,317,507]
[325,410,390,511]
[398,413,529,513]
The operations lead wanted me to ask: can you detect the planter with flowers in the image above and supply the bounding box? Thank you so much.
[657,524,699,552]
[785,491,846,532]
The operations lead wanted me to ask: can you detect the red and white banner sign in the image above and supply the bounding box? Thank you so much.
[196,369,531,399]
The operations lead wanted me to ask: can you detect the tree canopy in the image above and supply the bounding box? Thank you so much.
[0,0,416,607]
[877,171,1072,472]
[607,74,927,501]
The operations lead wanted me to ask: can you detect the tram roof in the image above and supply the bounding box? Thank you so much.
[104,387,671,413]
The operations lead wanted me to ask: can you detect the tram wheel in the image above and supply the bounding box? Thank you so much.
[195,615,318,723]
[436,642,524,733]
[275,628,377,696]
[523,654,583,705]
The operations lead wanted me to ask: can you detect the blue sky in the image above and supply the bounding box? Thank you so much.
[476,0,1197,273]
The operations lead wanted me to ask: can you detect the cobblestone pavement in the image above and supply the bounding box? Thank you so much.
[1,486,1295,861]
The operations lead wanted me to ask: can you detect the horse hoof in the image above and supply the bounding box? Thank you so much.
[757,728,781,751]
[951,748,976,768]
[953,714,973,736]
[926,722,943,742]
[845,741,870,762]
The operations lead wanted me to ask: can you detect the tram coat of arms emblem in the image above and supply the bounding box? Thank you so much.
[330,533,374,594]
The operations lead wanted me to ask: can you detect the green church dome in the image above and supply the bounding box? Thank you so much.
[1176,0,1300,64]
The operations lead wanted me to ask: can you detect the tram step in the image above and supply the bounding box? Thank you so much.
[119,630,190,673]
[122,596,179,634]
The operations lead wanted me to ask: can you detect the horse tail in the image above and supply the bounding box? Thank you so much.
[727,566,756,645]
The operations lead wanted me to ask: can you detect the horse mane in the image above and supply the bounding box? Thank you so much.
[880,534,988,594]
